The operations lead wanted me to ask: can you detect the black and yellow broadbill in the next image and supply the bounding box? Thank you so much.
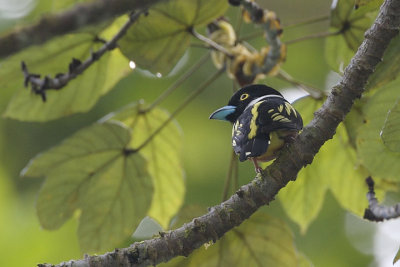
[210,84,303,172]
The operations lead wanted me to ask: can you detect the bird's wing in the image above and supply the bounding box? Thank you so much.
[232,99,303,162]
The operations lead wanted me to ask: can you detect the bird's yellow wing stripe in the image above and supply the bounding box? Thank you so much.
[248,101,263,139]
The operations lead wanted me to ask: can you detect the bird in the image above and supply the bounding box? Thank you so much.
[209,84,303,173]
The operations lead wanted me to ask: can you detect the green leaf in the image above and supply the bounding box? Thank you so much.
[355,0,383,9]
[324,126,370,216]
[343,99,366,147]
[298,252,314,267]
[278,96,324,232]
[279,164,328,233]
[393,246,400,265]
[78,152,151,252]
[118,0,228,75]
[279,97,325,232]
[381,99,400,152]
[23,122,153,252]
[325,0,378,72]
[357,80,400,180]
[281,125,370,231]
[2,23,129,121]
[368,35,400,90]
[106,102,185,229]
[280,96,371,231]
[163,212,301,267]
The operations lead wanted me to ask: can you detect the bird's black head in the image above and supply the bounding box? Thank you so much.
[210,84,282,123]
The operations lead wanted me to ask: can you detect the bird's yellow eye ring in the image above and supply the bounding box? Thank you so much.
[240,93,249,101]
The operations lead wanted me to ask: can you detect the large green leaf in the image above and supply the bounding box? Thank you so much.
[381,99,400,152]
[280,96,372,231]
[323,126,370,216]
[22,122,153,252]
[118,0,228,75]
[279,96,325,232]
[105,102,185,229]
[2,22,130,121]
[357,80,400,180]
[367,35,400,90]
[279,164,327,233]
[325,0,378,72]
[163,211,305,267]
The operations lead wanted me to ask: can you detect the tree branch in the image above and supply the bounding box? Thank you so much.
[0,0,164,59]
[364,177,400,221]
[39,0,400,266]
[21,10,145,101]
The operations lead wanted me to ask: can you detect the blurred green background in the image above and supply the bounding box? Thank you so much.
[0,0,396,266]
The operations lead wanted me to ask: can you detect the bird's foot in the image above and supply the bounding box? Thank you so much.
[251,158,263,174]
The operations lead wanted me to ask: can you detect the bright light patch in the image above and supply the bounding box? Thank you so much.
[156,72,162,78]
[0,0,35,19]
[129,61,136,70]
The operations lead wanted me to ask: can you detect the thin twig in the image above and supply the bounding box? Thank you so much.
[277,69,324,99]
[134,68,224,151]
[283,15,330,29]
[22,10,145,101]
[235,7,244,39]
[222,151,238,201]
[285,31,340,45]
[364,177,400,222]
[143,53,210,112]
[191,29,234,58]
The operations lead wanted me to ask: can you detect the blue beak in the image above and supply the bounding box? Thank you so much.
[209,105,236,121]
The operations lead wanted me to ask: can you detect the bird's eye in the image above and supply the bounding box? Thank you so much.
[240,93,249,101]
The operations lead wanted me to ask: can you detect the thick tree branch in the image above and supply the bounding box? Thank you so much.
[0,0,163,59]
[39,0,400,266]
[364,177,400,221]
[22,10,145,101]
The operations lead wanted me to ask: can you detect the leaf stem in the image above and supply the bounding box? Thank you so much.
[283,15,330,29]
[285,31,340,45]
[235,7,244,39]
[222,151,238,201]
[142,53,210,112]
[191,29,234,58]
[277,69,325,99]
[135,68,224,151]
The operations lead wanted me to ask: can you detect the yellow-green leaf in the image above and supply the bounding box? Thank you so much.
[118,0,228,75]
[22,122,153,252]
[323,126,370,216]
[367,35,400,90]
[163,212,300,267]
[393,246,400,265]
[280,96,371,231]
[325,0,378,72]
[357,80,400,180]
[279,96,326,232]
[381,99,400,152]
[106,102,185,229]
[2,24,130,121]
[78,153,151,252]
[279,165,328,233]
[355,0,383,9]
